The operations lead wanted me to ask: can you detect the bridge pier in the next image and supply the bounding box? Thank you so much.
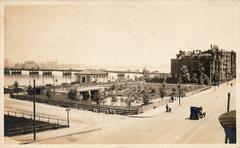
[63,71,72,77]
[43,70,52,76]
[117,73,125,80]
[11,69,22,75]
[29,70,39,75]
[4,69,10,75]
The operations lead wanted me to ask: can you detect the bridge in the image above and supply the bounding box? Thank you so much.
[4,67,79,76]
[4,67,171,77]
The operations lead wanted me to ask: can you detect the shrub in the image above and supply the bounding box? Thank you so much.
[111,84,116,90]
[67,89,77,100]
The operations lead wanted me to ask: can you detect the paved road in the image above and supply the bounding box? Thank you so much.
[4,81,236,144]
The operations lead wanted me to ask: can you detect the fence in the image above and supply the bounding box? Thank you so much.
[4,110,68,136]
[10,94,141,115]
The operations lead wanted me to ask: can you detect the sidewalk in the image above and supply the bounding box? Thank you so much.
[128,100,179,118]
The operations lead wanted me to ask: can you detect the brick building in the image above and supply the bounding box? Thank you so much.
[171,45,236,84]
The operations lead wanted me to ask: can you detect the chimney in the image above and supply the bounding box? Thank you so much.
[210,44,213,49]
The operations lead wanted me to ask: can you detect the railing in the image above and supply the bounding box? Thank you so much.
[5,110,68,126]
[4,110,68,136]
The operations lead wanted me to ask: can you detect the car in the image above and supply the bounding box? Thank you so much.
[190,106,206,120]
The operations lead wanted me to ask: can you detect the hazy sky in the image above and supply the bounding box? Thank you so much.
[4,1,240,71]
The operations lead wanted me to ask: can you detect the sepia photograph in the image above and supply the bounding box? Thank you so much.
[1,0,239,146]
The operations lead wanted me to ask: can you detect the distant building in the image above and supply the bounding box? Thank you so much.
[117,73,125,81]
[23,61,38,69]
[171,45,236,84]
[74,69,108,84]
[46,60,58,68]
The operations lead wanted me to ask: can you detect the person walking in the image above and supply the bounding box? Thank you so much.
[171,95,174,102]
[166,104,169,112]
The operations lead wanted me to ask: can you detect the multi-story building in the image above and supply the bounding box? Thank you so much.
[171,45,236,84]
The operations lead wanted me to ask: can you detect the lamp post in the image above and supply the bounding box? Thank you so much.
[178,74,181,105]
[65,108,70,127]
[33,79,36,140]
[53,75,56,93]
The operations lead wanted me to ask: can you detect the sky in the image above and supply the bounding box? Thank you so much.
[4,1,240,72]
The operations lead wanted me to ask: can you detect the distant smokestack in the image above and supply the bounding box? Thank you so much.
[210,44,213,49]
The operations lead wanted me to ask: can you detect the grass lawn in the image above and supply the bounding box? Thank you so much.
[111,82,206,97]
[29,82,207,107]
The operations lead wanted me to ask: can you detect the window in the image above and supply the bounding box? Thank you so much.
[82,77,86,83]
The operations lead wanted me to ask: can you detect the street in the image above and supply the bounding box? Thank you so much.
[4,81,236,144]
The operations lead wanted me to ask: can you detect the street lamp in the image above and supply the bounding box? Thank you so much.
[33,79,36,140]
[65,108,70,127]
[178,74,181,105]
[52,75,58,93]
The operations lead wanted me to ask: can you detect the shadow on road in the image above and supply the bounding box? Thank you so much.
[21,128,101,144]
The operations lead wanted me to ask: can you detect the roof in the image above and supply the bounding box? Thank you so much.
[218,110,236,128]
[74,69,108,75]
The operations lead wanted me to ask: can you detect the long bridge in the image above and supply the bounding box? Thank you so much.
[4,67,171,77]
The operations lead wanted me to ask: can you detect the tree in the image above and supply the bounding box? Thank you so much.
[191,73,198,83]
[119,84,124,90]
[111,84,115,90]
[196,63,205,85]
[124,82,127,88]
[142,67,147,78]
[134,76,138,82]
[159,87,166,99]
[133,86,136,91]
[46,89,51,99]
[162,77,166,88]
[143,86,147,91]
[13,81,19,92]
[149,87,156,94]
[137,85,141,90]
[180,65,190,83]
[171,87,177,96]
[67,89,77,101]
[143,92,150,105]
[203,74,210,85]
[111,95,117,103]
[95,90,104,105]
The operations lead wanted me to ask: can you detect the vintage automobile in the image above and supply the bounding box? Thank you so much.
[190,106,206,120]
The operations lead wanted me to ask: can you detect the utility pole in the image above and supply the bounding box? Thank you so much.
[225,92,231,144]
[227,92,230,112]
[33,79,36,140]
[53,75,55,93]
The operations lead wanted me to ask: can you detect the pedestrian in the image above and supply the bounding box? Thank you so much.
[166,104,169,112]
[171,95,174,102]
